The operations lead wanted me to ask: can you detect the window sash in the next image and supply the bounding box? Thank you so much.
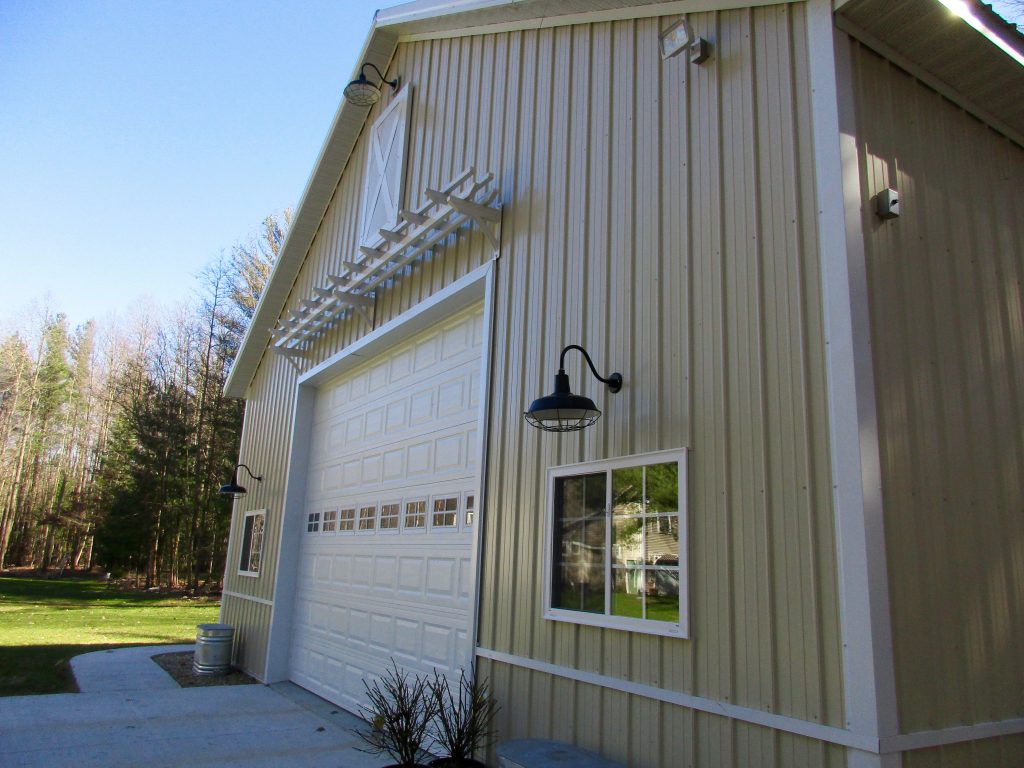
[238,511,265,576]
[544,449,688,638]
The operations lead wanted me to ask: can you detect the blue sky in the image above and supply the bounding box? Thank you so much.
[1,1,1020,331]
[0,0,375,329]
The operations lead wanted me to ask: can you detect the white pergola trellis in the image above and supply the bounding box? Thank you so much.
[271,168,501,361]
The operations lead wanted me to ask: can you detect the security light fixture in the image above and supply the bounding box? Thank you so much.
[343,62,399,107]
[524,345,623,433]
[220,464,263,498]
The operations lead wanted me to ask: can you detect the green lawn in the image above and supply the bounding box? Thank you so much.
[0,576,219,696]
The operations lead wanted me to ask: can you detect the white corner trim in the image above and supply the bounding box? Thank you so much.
[468,261,498,653]
[806,2,900,766]
[222,589,274,607]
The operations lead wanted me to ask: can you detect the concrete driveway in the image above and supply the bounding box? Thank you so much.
[0,645,389,768]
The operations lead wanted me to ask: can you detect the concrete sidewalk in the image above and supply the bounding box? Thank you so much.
[0,645,389,768]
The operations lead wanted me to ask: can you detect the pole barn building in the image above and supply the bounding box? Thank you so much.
[219,1,1024,765]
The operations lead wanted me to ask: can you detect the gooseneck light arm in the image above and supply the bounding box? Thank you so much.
[559,345,623,392]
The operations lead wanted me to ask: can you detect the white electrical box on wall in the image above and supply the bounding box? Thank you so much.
[876,188,900,219]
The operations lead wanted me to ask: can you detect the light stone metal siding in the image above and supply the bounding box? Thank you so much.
[225,4,846,765]
[846,36,1024,761]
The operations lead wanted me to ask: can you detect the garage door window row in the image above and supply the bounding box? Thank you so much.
[306,492,475,535]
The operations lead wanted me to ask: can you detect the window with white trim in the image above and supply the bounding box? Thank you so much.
[322,509,338,533]
[464,493,476,528]
[238,511,265,576]
[339,508,356,532]
[379,502,400,530]
[545,450,687,637]
[432,496,458,528]
[358,504,377,531]
[404,500,426,529]
[306,512,320,533]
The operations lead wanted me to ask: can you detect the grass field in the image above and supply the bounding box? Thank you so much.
[0,576,219,696]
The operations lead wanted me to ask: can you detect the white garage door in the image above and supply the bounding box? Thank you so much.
[289,303,484,713]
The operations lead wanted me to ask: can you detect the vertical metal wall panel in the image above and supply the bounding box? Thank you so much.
[220,594,270,678]
[226,4,845,764]
[848,38,1024,739]
[902,735,1024,768]
[472,6,842,766]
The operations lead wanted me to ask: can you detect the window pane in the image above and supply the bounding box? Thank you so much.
[404,500,425,529]
[380,503,400,529]
[644,517,679,565]
[645,462,679,513]
[248,515,264,573]
[552,473,605,614]
[323,510,338,533]
[432,497,458,527]
[358,506,376,530]
[552,565,605,613]
[611,466,644,515]
[239,515,255,571]
[644,568,680,623]
[339,509,355,531]
[611,567,644,618]
[611,517,643,566]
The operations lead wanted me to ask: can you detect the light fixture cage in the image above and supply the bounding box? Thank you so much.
[343,80,382,107]
[524,408,602,433]
[343,62,399,107]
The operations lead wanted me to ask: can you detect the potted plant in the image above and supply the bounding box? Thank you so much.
[356,660,439,767]
[428,669,499,767]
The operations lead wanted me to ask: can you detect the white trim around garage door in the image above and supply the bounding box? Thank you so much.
[263,262,496,683]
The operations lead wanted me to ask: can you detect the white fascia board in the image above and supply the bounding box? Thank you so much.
[378,0,801,40]
[224,20,399,400]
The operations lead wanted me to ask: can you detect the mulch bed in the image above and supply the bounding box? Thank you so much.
[152,651,258,688]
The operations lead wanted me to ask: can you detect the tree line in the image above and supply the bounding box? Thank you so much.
[0,213,288,587]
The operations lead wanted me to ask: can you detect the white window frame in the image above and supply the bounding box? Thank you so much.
[306,511,321,534]
[463,490,476,529]
[338,507,356,533]
[357,503,378,533]
[543,449,688,638]
[322,509,338,534]
[378,500,402,533]
[238,510,266,577]
[403,498,427,532]
[430,494,459,530]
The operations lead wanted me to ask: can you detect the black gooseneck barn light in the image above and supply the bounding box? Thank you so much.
[524,345,623,433]
[343,62,399,107]
[219,464,263,498]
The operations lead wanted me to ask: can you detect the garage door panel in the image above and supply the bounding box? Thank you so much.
[312,359,480,458]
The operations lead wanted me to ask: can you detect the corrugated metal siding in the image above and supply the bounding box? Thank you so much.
[225,4,844,763]
[847,38,1024,739]
[221,595,271,678]
[478,657,848,766]
[474,6,842,767]
[902,734,1024,768]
